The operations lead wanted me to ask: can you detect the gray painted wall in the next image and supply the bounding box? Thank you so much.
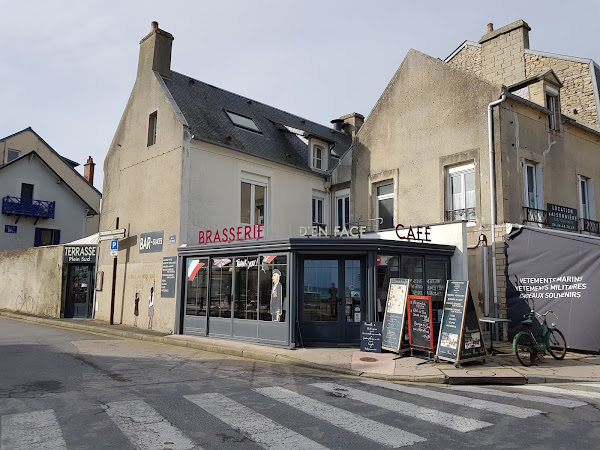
[1,155,93,250]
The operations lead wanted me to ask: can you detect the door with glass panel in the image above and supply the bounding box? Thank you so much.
[300,258,364,343]
[184,258,209,335]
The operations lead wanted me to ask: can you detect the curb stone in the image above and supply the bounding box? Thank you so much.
[2,311,598,385]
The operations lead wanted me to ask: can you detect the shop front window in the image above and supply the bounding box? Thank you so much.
[186,258,209,316]
[402,255,424,295]
[376,255,400,321]
[344,260,362,323]
[303,260,338,322]
[234,255,259,319]
[210,258,233,318]
[259,255,287,322]
[425,259,447,323]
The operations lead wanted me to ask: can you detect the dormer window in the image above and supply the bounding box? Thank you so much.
[225,111,262,133]
[545,86,560,131]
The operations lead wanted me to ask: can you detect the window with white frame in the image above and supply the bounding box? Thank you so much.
[335,189,350,228]
[312,145,323,170]
[241,180,266,225]
[524,161,543,209]
[376,182,394,229]
[546,87,560,131]
[312,192,326,228]
[579,175,595,220]
[447,163,476,223]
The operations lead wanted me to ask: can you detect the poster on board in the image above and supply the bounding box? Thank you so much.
[436,281,487,364]
[381,278,411,352]
[407,295,434,352]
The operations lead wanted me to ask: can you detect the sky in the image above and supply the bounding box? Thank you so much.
[2,0,600,190]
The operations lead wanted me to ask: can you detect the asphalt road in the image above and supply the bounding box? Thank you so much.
[1,317,599,449]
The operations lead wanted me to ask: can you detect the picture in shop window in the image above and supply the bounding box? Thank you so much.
[260,255,287,322]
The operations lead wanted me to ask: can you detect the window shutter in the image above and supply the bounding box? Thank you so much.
[34,228,43,247]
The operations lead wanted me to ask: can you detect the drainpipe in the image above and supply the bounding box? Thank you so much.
[488,91,507,340]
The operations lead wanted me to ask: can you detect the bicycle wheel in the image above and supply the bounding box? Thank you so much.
[515,333,536,367]
[548,329,567,360]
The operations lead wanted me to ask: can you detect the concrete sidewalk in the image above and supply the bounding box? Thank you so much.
[2,310,599,385]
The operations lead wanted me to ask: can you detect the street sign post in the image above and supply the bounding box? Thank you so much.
[99,229,127,241]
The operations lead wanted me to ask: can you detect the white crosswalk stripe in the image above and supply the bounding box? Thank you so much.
[255,386,426,448]
[185,393,327,449]
[576,383,600,388]
[1,409,67,450]
[361,380,542,418]
[311,383,492,432]
[448,385,587,408]
[104,400,199,450]
[514,385,600,401]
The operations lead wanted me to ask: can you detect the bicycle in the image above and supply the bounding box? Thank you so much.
[512,306,567,366]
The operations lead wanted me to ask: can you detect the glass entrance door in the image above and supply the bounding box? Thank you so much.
[300,258,364,343]
[65,264,93,318]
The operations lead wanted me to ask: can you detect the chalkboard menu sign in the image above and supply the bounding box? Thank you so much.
[361,322,383,353]
[436,281,487,363]
[382,278,411,352]
[408,295,434,351]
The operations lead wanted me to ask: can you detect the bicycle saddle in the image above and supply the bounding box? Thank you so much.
[521,314,533,326]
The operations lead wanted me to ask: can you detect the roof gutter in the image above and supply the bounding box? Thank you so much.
[488,91,507,340]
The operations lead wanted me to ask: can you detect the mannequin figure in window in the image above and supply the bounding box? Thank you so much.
[270,269,283,321]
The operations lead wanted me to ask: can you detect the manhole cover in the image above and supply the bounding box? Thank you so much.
[359,357,378,363]
[465,370,497,376]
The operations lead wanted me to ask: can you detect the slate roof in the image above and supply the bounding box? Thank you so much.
[161,71,352,174]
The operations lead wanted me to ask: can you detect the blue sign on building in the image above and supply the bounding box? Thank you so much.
[110,239,118,251]
[5,225,17,233]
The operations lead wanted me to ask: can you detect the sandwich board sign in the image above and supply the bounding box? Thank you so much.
[407,295,434,352]
[381,278,412,352]
[436,281,487,364]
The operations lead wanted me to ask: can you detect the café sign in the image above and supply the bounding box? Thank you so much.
[395,224,432,243]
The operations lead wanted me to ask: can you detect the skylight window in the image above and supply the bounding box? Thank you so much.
[225,111,261,133]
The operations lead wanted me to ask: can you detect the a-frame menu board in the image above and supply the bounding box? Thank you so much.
[381,278,412,352]
[436,281,487,364]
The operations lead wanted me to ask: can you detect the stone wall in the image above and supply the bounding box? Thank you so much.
[0,246,63,317]
[480,22,529,86]
[525,53,598,128]
[446,44,482,78]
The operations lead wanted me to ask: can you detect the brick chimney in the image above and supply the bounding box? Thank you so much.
[479,19,530,86]
[138,21,174,79]
[84,156,95,186]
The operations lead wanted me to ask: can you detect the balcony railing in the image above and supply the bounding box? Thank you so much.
[523,207,548,225]
[2,196,55,219]
[581,218,600,235]
[445,207,476,223]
